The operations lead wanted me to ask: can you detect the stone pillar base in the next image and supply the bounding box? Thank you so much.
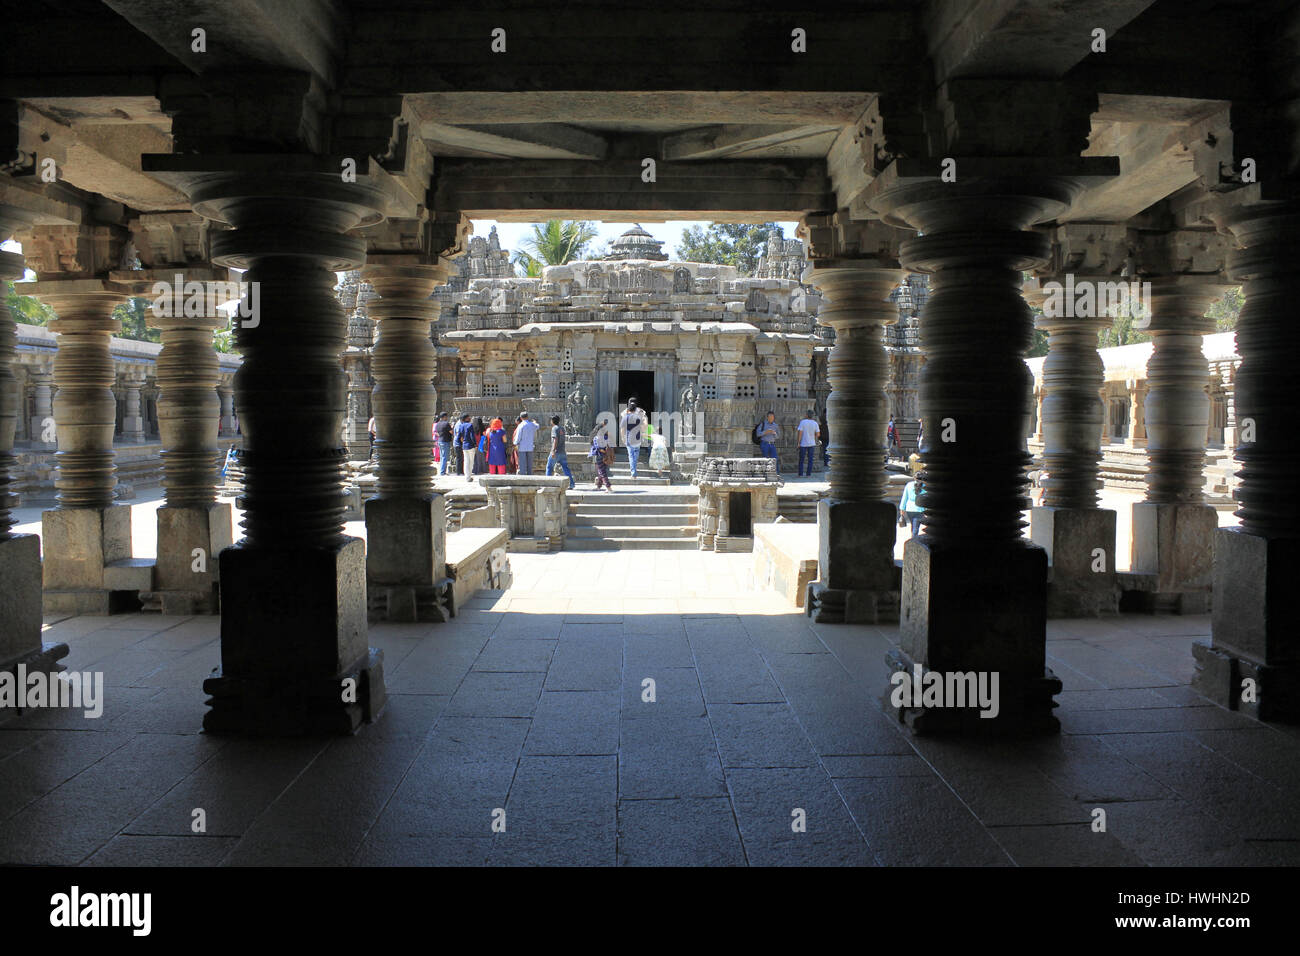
[806,581,900,624]
[891,537,1059,735]
[364,496,450,623]
[1031,506,1119,617]
[150,504,233,615]
[41,505,133,615]
[1191,529,1300,720]
[204,537,385,735]
[808,498,900,623]
[1129,502,1216,612]
[0,535,65,670]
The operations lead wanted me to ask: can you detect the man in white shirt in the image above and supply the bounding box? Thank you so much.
[619,399,645,479]
[795,410,821,476]
[513,412,540,474]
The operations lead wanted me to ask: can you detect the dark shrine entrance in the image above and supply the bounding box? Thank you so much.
[618,370,655,415]
[728,491,752,536]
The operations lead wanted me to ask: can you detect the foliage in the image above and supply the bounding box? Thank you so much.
[111,297,160,344]
[1097,310,1152,348]
[674,223,784,276]
[511,220,600,276]
[3,280,56,325]
[1206,286,1243,331]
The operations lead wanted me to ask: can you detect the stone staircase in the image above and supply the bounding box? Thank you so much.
[565,491,698,550]
[605,455,672,486]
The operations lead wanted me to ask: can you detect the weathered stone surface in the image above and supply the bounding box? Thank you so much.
[445,527,511,610]
[1130,502,1216,610]
[818,497,896,591]
[1031,506,1118,617]
[41,505,132,591]
[752,521,818,607]
[154,504,233,609]
[0,534,44,662]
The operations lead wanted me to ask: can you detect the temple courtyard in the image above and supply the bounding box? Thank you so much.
[1,484,1292,867]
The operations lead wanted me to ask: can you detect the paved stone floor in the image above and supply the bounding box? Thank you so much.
[4,544,1299,867]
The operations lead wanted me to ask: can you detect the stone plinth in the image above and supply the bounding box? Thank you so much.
[152,504,233,615]
[808,497,900,624]
[1193,528,1300,720]
[1031,506,1118,617]
[0,534,68,674]
[752,521,818,607]
[890,537,1059,735]
[445,526,512,610]
[41,505,133,615]
[693,456,781,552]
[205,537,382,735]
[1130,502,1217,613]
[478,475,569,552]
[365,495,451,623]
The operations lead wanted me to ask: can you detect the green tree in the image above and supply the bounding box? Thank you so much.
[1206,286,1243,331]
[674,223,784,276]
[511,220,600,276]
[111,297,160,344]
[3,280,57,325]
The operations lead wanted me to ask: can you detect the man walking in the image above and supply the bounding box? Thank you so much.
[546,415,575,489]
[758,410,780,464]
[434,412,454,476]
[795,410,820,477]
[620,399,645,480]
[513,412,540,475]
[887,416,901,460]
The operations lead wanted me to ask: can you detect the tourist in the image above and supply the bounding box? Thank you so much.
[620,399,645,479]
[546,415,575,489]
[475,418,488,478]
[514,411,540,475]
[795,410,820,476]
[434,412,454,476]
[589,422,613,491]
[486,418,509,474]
[757,410,780,462]
[915,418,924,454]
[819,409,830,467]
[899,476,925,538]
[887,416,901,460]
[647,420,670,474]
[454,413,478,481]
[367,415,377,457]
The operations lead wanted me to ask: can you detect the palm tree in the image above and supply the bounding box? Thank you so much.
[511,220,599,276]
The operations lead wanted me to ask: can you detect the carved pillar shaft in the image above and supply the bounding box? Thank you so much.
[34,285,127,509]
[155,302,223,508]
[363,264,444,498]
[1142,278,1221,504]
[0,248,20,536]
[806,263,898,502]
[1036,310,1108,508]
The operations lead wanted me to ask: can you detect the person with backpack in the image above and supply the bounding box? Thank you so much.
[756,411,780,463]
[620,399,646,480]
[589,422,614,491]
[434,412,454,475]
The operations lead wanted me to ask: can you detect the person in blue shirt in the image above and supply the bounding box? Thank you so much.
[899,477,925,538]
[453,414,478,482]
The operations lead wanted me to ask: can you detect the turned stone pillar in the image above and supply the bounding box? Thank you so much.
[1027,267,1118,617]
[121,376,146,443]
[362,260,450,623]
[870,172,1084,734]
[799,214,904,624]
[28,370,54,449]
[147,159,391,735]
[30,280,136,615]
[1130,275,1226,613]
[1125,378,1147,447]
[217,385,235,435]
[0,219,67,676]
[1195,198,1300,719]
[117,266,233,614]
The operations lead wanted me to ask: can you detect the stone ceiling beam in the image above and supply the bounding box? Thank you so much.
[419,123,607,160]
[661,124,840,161]
[430,157,833,222]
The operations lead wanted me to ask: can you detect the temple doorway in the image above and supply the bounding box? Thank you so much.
[618,370,655,416]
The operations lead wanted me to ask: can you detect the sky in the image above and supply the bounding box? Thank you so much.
[473,220,800,260]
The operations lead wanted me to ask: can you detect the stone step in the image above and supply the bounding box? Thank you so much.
[564,536,699,551]
[569,524,696,538]
[567,498,696,509]
[569,513,697,527]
